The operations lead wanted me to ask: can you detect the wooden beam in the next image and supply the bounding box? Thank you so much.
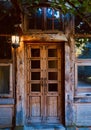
[0,34,11,37]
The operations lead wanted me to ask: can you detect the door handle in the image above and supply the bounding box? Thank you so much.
[40,78,43,87]
[40,78,47,87]
[44,78,47,87]
[40,78,47,94]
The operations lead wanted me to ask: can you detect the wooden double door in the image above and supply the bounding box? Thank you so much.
[26,44,63,123]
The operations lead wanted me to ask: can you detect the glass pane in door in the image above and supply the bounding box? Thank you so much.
[48,60,58,68]
[31,84,40,92]
[31,60,40,68]
[31,72,40,80]
[48,83,58,91]
[48,49,57,57]
[31,49,40,57]
[48,72,58,80]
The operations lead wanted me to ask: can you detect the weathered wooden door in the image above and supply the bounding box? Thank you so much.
[26,44,63,123]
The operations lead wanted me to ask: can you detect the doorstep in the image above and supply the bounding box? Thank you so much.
[24,123,65,130]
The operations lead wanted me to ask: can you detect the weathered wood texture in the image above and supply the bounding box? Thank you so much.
[64,13,75,126]
[74,104,91,126]
[0,98,14,105]
[23,33,67,42]
[65,43,73,125]
[0,105,13,128]
[16,40,25,126]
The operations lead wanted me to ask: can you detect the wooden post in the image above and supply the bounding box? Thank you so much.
[12,47,17,129]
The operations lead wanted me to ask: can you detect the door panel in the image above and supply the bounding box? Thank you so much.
[31,97,41,116]
[47,96,58,116]
[26,44,62,123]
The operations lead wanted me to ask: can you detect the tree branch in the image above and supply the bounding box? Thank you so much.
[66,0,91,27]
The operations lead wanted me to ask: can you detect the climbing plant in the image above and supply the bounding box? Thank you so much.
[18,0,91,27]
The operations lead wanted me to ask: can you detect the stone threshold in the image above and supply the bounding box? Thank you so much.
[24,123,65,130]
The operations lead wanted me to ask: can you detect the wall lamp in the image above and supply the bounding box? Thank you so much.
[11,24,22,48]
[11,35,20,48]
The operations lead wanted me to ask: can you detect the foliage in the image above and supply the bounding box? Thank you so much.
[18,0,91,27]
[75,38,91,58]
[19,0,91,13]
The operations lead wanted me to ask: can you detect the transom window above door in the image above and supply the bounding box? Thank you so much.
[26,7,64,31]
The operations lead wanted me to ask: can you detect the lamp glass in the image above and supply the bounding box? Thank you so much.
[11,35,20,48]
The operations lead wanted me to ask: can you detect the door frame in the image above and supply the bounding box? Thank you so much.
[25,42,65,124]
